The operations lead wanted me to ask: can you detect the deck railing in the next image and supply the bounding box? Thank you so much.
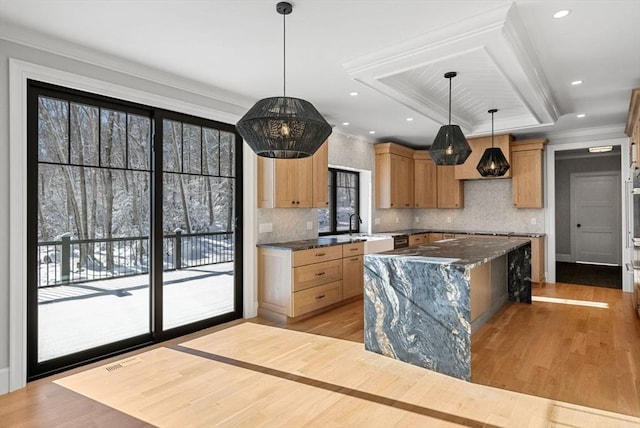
[38,231,234,288]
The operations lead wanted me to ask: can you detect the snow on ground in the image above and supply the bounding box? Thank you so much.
[37,262,234,362]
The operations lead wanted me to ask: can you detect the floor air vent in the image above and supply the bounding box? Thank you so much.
[104,357,142,373]
[105,363,123,372]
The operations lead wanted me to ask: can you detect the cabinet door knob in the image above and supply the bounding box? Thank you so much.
[577,224,581,228]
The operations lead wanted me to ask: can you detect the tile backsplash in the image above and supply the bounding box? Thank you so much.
[256,208,318,244]
[414,179,545,233]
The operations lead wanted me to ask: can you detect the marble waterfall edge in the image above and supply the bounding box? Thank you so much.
[363,256,472,381]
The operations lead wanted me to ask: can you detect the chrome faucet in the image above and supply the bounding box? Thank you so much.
[349,213,362,236]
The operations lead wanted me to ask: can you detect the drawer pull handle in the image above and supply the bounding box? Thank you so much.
[316,294,326,300]
[351,257,359,261]
[350,248,357,251]
[315,253,326,257]
[315,272,326,276]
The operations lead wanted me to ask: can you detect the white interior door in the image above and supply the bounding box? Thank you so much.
[571,171,621,265]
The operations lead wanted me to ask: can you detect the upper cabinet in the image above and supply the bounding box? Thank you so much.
[437,165,464,208]
[375,143,415,208]
[413,151,437,208]
[311,141,329,208]
[455,134,514,180]
[258,141,328,208]
[626,88,640,168]
[511,139,548,208]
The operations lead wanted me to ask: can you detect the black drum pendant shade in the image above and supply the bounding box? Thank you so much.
[476,109,510,177]
[237,96,332,159]
[429,72,472,165]
[237,2,332,159]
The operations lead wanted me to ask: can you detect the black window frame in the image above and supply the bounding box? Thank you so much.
[319,168,360,236]
[26,79,244,381]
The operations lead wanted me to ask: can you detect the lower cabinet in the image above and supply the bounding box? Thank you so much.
[258,242,364,323]
[409,234,427,246]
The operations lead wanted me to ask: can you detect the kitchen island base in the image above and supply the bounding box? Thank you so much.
[364,237,531,381]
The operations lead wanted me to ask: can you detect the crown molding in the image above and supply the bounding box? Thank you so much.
[520,124,627,145]
[0,20,250,120]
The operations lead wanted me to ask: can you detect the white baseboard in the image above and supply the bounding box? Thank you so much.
[0,367,9,395]
[556,253,572,263]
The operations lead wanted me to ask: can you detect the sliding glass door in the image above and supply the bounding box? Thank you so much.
[27,81,242,380]
[158,113,240,331]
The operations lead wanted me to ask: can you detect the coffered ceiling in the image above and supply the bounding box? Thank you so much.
[0,0,638,147]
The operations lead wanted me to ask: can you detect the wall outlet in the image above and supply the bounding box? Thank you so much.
[258,223,273,233]
[531,217,537,225]
[306,221,313,230]
[395,217,399,224]
[447,217,452,223]
[415,216,419,223]
[375,218,380,225]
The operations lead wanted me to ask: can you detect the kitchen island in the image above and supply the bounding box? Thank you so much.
[363,237,531,381]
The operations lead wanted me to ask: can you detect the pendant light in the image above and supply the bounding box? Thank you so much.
[429,72,472,165]
[236,2,332,159]
[476,109,510,177]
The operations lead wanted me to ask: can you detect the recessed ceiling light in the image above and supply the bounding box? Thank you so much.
[349,91,359,96]
[553,9,570,19]
[571,80,583,86]
[406,117,414,122]
[342,122,350,126]
[589,145,613,153]
[576,113,586,118]
[369,131,376,134]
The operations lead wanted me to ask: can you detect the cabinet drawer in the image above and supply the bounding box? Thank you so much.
[293,259,343,292]
[292,280,343,317]
[409,235,425,246]
[293,245,343,267]
[342,242,364,256]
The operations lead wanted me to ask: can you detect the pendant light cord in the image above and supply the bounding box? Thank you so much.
[491,111,494,148]
[283,11,286,98]
[448,76,452,125]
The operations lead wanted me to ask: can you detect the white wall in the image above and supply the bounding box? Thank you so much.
[0,35,254,392]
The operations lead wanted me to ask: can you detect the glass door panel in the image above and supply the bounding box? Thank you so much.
[31,90,152,370]
[161,119,237,330]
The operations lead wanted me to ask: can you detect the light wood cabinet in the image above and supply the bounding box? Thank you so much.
[258,141,328,208]
[455,134,513,180]
[429,232,443,242]
[511,139,548,208]
[626,88,640,168]
[259,245,343,322]
[529,236,545,283]
[259,242,365,323]
[342,243,364,300]
[375,143,415,208]
[437,165,464,208]
[312,141,329,207]
[409,233,429,246]
[413,151,437,208]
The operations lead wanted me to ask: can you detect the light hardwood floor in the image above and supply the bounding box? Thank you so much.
[0,282,638,426]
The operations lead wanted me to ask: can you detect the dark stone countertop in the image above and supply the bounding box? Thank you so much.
[377,228,545,238]
[365,236,531,269]
[257,235,367,251]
